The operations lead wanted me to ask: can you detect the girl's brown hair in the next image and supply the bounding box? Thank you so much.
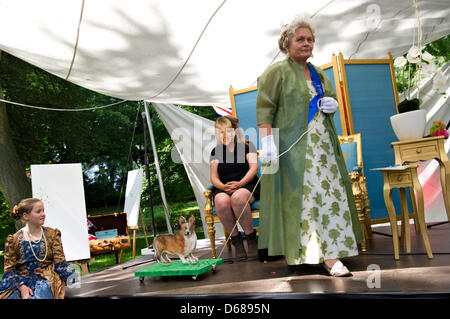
[11,198,42,220]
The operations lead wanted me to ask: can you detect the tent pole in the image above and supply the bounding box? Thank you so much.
[143,101,173,234]
[141,112,157,238]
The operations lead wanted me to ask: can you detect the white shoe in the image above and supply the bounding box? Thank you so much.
[323,260,351,277]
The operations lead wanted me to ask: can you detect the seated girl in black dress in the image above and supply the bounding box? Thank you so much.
[210,116,260,260]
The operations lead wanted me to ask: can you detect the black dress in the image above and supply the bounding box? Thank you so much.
[210,141,260,201]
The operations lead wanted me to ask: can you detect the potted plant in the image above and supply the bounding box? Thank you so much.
[397,98,420,113]
[390,1,437,141]
[428,121,449,139]
[390,96,426,141]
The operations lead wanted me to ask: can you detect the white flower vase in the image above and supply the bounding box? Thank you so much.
[390,110,427,140]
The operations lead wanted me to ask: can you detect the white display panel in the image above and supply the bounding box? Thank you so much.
[31,163,90,261]
[123,168,144,227]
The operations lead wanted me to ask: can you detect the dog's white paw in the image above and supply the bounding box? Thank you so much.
[185,254,198,264]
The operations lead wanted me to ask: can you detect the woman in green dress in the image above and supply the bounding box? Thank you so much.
[256,18,362,276]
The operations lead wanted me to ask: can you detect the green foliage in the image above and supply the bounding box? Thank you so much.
[397,98,421,113]
[0,191,14,246]
[141,199,202,234]
[0,191,14,275]
[0,51,218,212]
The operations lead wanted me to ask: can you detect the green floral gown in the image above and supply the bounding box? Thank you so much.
[294,81,358,265]
[256,59,362,265]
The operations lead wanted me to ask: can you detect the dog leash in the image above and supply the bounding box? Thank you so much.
[212,101,325,268]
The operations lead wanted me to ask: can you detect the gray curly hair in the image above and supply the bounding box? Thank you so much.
[278,17,315,55]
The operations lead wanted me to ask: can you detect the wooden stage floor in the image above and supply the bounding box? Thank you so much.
[66,223,450,298]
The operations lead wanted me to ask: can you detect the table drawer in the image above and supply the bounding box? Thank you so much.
[388,171,412,185]
[400,144,439,161]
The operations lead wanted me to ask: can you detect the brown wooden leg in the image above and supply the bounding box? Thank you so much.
[132,229,137,259]
[81,263,89,274]
[118,249,124,264]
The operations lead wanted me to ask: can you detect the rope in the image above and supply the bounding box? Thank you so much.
[310,0,337,19]
[148,0,228,99]
[0,98,128,112]
[413,0,422,100]
[66,0,86,81]
[348,4,412,60]
[213,101,324,267]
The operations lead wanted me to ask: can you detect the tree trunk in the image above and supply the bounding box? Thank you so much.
[0,75,32,209]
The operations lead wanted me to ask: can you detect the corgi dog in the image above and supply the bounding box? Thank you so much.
[152,215,198,265]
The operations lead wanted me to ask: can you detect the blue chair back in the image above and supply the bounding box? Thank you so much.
[322,66,345,136]
[340,59,412,221]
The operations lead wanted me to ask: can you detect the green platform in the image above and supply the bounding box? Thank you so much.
[135,259,224,280]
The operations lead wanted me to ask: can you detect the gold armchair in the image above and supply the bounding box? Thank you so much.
[203,189,260,259]
[205,134,372,256]
[338,133,372,251]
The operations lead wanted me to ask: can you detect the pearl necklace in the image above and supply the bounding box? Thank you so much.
[25,227,47,262]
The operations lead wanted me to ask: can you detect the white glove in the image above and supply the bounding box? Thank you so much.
[261,135,278,164]
[320,97,338,114]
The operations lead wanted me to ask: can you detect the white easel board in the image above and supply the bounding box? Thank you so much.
[31,163,90,261]
[123,168,144,227]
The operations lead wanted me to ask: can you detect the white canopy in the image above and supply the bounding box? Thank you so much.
[1,1,449,237]
[0,0,448,107]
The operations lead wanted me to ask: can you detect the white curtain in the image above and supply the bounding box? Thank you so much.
[152,103,225,237]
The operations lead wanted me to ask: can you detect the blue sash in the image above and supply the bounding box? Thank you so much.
[307,63,324,124]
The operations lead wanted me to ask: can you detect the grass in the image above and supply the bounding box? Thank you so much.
[86,235,151,273]
[86,231,204,274]
[88,200,202,238]
[0,201,204,276]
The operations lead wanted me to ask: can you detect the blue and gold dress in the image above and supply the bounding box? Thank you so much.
[0,227,75,299]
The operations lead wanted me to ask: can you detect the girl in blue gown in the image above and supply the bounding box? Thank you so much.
[0,198,75,299]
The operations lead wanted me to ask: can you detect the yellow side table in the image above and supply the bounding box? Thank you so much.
[372,165,433,260]
[391,136,450,224]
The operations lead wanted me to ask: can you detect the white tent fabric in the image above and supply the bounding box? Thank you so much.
[0,1,449,236]
[0,0,449,107]
[152,102,225,237]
